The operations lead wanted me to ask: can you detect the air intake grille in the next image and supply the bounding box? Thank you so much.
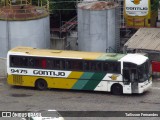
[13,75,23,85]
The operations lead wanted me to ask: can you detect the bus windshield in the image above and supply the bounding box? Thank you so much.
[138,60,150,82]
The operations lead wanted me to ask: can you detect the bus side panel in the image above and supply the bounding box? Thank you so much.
[7,75,36,87]
[95,74,123,92]
[47,71,84,89]
[81,72,106,91]
[47,78,78,89]
[72,72,94,90]
[7,71,85,89]
[8,72,125,93]
[7,74,78,89]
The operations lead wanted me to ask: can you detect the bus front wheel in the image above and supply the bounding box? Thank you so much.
[111,84,123,95]
[35,79,48,90]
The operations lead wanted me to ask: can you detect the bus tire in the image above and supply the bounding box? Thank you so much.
[111,84,123,95]
[35,79,48,90]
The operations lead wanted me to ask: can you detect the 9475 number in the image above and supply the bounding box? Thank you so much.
[11,69,28,74]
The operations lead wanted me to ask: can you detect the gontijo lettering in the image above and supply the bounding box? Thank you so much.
[33,70,65,77]
[126,7,148,10]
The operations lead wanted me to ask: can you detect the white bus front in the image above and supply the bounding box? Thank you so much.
[120,54,152,94]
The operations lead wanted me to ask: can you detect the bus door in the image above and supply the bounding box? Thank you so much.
[123,63,138,93]
[130,68,138,93]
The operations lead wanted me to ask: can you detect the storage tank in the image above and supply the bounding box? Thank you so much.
[78,1,120,52]
[0,0,50,58]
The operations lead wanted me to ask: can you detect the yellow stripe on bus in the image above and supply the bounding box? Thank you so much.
[8,75,78,89]
[48,78,77,89]
[68,71,84,79]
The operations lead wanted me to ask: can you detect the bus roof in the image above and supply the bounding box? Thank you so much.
[119,54,148,65]
[8,47,148,64]
[8,47,125,61]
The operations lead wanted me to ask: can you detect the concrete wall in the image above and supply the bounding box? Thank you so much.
[67,31,78,50]
[0,16,50,58]
[0,58,7,77]
[50,37,66,50]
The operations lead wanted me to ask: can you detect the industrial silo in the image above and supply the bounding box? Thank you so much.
[0,0,50,58]
[78,1,120,52]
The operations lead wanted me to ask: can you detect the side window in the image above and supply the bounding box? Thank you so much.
[53,59,65,70]
[84,60,102,72]
[95,62,102,72]
[46,59,53,69]
[10,56,28,67]
[24,57,48,69]
[41,59,47,69]
[65,60,83,71]
[103,62,109,72]
[10,56,20,67]
[41,58,66,70]
[28,57,41,68]
[33,58,41,68]
[90,61,102,72]
[83,61,90,71]
[111,62,121,73]
[103,61,121,73]
[71,60,83,71]
[65,60,71,70]
[28,57,34,67]
[89,61,96,71]
[19,57,28,67]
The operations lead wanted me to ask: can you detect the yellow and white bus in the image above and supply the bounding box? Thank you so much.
[124,0,159,27]
[7,47,152,94]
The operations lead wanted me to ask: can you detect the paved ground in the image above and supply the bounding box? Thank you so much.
[0,78,160,120]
